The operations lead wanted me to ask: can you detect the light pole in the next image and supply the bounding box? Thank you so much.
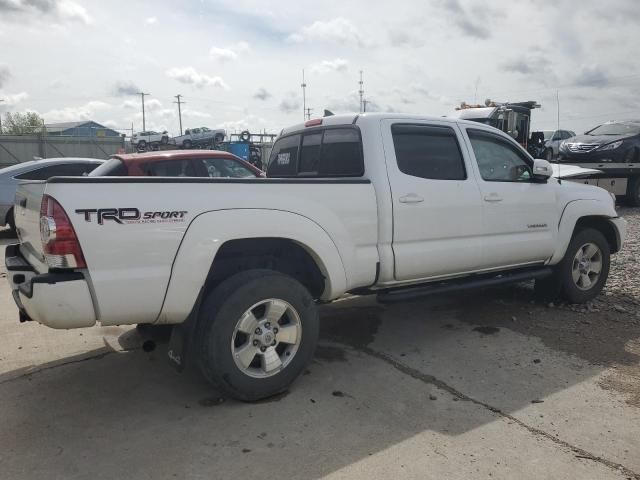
[137,92,150,131]
[174,94,185,136]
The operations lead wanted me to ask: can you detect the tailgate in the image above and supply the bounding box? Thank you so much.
[14,180,48,273]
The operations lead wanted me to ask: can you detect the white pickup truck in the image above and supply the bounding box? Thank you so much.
[5,113,626,401]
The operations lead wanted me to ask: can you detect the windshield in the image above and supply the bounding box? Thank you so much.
[587,123,640,136]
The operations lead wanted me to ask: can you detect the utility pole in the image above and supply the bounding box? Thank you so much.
[174,94,185,136]
[137,92,150,131]
[362,99,367,113]
[359,70,364,113]
[301,69,307,121]
[0,99,4,134]
[305,107,313,121]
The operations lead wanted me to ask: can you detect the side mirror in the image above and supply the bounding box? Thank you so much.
[532,159,553,180]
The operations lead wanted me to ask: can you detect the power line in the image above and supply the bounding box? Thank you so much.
[174,94,185,136]
[136,92,150,131]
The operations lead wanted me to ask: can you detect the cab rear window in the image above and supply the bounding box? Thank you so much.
[267,127,363,178]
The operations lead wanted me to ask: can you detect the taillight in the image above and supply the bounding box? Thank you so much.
[40,195,86,269]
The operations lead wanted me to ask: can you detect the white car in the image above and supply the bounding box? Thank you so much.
[131,130,170,148]
[6,113,626,401]
[173,127,226,149]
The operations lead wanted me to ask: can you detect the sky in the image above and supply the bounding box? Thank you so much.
[0,0,638,136]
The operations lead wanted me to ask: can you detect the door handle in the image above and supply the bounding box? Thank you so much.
[483,194,503,202]
[399,194,424,204]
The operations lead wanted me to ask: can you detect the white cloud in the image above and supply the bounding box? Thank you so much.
[209,41,250,62]
[41,100,110,122]
[0,91,28,109]
[121,100,138,109]
[310,58,349,73]
[209,47,238,62]
[145,16,157,25]
[0,0,92,24]
[279,93,301,114]
[0,64,10,88]
[288,17,364,46]
[217,114,268,133]
[144,99,163,111]
[182,109,212,120]
[57,0,92,24]
[166,67,229,89]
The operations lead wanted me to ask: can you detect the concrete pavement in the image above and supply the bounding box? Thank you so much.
[0,232,638,479]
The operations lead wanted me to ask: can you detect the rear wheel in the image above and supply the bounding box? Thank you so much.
[197,269,318,401]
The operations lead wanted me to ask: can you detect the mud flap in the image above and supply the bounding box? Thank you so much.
[167,314,197,373]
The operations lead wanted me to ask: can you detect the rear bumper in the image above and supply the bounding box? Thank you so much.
[5,244,96,329]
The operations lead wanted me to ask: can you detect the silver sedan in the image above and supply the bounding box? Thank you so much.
[0,158,103,231]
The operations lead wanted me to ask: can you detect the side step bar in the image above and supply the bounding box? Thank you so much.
[377,267,553,304]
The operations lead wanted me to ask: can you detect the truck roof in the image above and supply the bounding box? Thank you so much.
[112,150,240,163]
[280,112,471,136]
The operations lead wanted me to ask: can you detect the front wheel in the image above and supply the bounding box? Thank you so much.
[542,228,611,304]
[197,269,319,401]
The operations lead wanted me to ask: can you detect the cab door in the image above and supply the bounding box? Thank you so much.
[382,120,486,281]
[461,127,559,269]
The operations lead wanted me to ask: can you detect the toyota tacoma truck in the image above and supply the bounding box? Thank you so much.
[5,113,626,401]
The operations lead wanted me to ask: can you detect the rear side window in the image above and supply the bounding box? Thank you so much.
[392,124,466,180]
[15,162,98,180]
[200,158,256,178]
[268,128,363,177]
[144,159,196,177]
[318,129,362,176]
[267,134,300,176]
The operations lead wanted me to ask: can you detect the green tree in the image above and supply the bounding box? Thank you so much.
[2,111,44,135]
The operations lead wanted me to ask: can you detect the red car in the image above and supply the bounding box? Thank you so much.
[90,150,264,178]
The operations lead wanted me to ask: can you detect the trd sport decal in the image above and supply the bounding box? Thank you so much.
[75,208,187,225]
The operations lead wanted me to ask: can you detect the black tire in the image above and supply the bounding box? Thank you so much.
[183,139,192,149]
[239,130,251,142]
[197,269,319,401]
[557,228,610,303]
[626,177,640,206]
[545,148,554,161]
[137,140,147,150]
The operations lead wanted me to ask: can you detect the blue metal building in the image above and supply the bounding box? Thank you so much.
[45,121,121,138]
